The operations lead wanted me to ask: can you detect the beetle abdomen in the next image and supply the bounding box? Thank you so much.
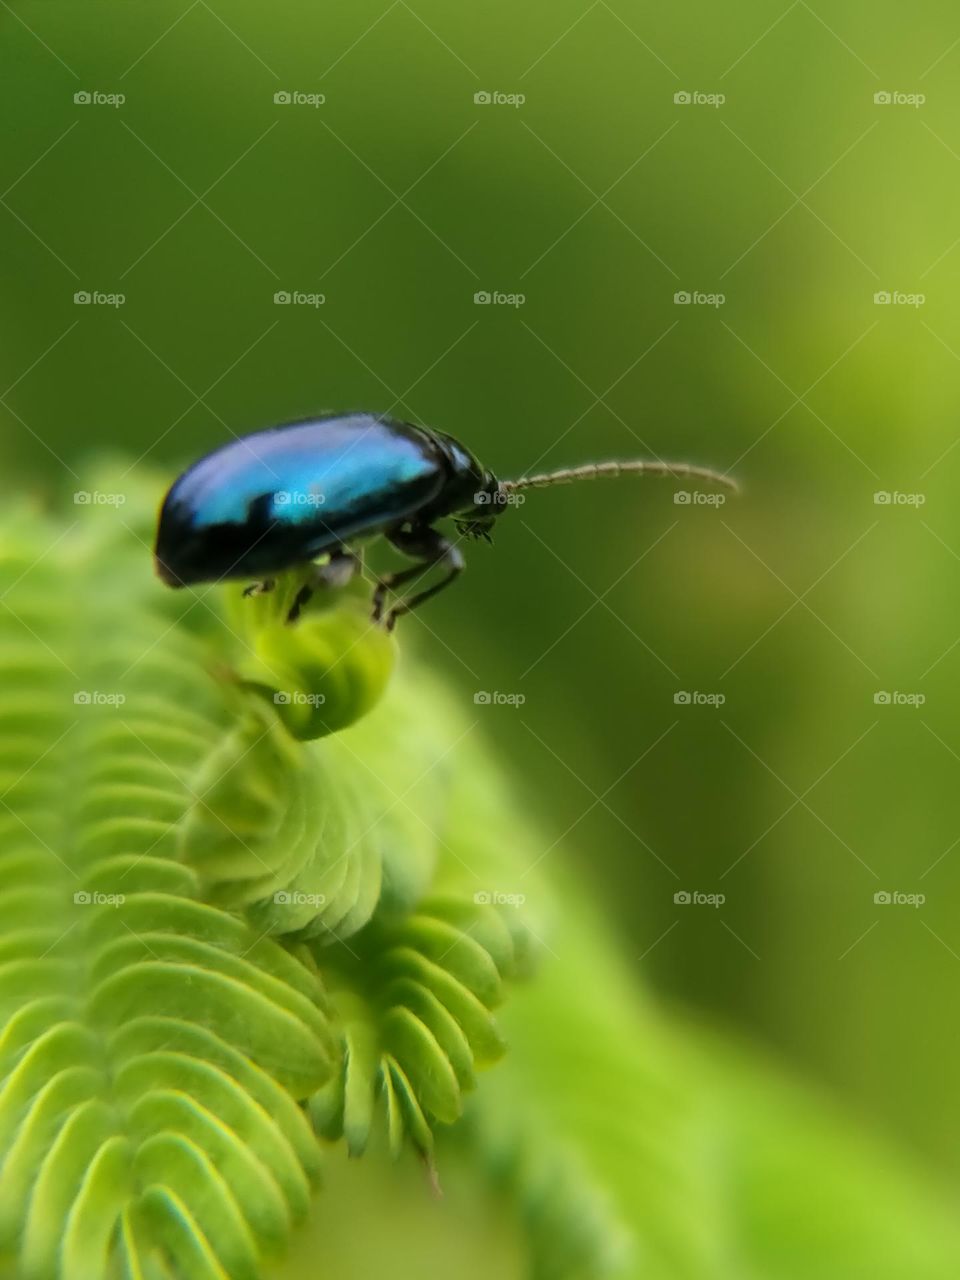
[155,414,446,585]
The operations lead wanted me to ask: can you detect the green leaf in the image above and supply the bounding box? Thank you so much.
[307,898,531,1158]
[6,474,958,1280]
[0,483,535,1277]
[381,1007,461,1124]
[227,584,395,742]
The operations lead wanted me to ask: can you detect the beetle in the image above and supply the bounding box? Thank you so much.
[154,412,737,629]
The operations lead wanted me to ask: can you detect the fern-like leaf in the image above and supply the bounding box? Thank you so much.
[9,473,950,1280]
[0,479,537,1278]
[308,895,530,1161]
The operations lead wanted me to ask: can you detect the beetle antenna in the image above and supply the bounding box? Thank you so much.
[500,459,739,496]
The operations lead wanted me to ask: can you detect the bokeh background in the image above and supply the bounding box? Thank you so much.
[2,0,959,1205]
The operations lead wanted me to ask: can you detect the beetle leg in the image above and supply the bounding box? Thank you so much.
[371,525,436,621]
[371,562,431,622]
[373,527,465,630]
[286,548,359,623]
[286,584,312,624]
[384,548,463,631]
[243,579,275,598]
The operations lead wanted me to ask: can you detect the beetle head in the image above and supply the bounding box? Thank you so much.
[453,481,511,541]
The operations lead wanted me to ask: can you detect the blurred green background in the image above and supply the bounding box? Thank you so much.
[1,0,958,1200]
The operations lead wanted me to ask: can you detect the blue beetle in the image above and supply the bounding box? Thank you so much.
[154,412,736,628]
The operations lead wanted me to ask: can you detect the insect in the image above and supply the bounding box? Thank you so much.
[154,412,738,629]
